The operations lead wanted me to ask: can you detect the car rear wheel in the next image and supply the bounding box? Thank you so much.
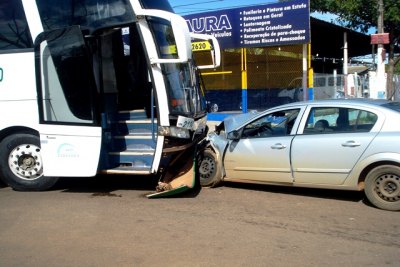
[364,165,400,211]
[199,149,222,187]
[0,134,58,191]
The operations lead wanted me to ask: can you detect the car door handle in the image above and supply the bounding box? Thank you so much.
[271,143,286,149]
[342,140,361,147]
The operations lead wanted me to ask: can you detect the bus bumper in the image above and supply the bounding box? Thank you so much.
[146,137,206,199]
[146,158,196,198]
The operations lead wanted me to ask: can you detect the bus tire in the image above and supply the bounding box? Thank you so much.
[0,134,58,191]
[199,149,222,187]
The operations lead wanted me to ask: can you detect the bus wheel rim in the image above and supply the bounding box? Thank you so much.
[8,144,43,180]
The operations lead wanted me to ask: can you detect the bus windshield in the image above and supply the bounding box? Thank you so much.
[36,0,135,33]
[162,62,206,117]
[145,15,206,117]
[139,0,174,12]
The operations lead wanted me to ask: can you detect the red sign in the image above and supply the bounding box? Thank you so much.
[371,33,389,44]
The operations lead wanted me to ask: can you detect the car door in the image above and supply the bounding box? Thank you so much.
[291,105,382,185]
[35,26,102,177]
[223,108,302,183]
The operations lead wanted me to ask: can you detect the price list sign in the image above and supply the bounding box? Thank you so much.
[184,0,310,49]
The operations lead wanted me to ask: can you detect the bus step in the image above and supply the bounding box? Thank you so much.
[109,151,154,156]
[117,109,148,120]
[108,153,154,170]
[114,120,157,136]
[126,143,155,152]
[112,136,156,151]
[101,166,152,175]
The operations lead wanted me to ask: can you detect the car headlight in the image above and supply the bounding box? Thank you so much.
[158,126,191,139]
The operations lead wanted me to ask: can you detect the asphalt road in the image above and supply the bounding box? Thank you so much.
[0,176,399,267]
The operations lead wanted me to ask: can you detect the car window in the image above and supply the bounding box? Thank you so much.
[303,107,378,134]
[353,110,378,131]
[241,109,300,138]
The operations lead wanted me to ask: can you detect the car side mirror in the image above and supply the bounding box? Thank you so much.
[227,130,241,140]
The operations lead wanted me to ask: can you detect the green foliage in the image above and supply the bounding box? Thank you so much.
[311,0,399,34]
[310,0,400,74]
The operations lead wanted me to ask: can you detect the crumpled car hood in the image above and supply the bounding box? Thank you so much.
[223,111,259,133]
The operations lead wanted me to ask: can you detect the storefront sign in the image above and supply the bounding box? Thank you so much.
[184,0,310,49]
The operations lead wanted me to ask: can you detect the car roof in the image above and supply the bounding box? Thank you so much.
[277,98,394,109]
[224,99,400,133]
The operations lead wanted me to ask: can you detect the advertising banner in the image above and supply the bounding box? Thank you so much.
[184,0,310,49]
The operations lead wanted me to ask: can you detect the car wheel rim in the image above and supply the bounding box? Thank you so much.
[8,144,43,180]
[374,173,400,202]
[199,156,216,181]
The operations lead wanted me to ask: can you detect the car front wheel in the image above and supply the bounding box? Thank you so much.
[364,165,400,211]
[199,149,222,187]
[0,134,58,191]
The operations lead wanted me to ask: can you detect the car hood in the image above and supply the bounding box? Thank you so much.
[224,111,259,133]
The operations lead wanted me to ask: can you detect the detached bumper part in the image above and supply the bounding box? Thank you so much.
[146,157,196,198]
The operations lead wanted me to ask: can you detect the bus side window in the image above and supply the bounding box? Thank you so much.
[0,0,33,51]
[37,27,96,124]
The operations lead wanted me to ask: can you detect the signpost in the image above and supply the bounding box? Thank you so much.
[371,33,389,45]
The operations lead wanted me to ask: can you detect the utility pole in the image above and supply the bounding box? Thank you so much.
[376,0,386,98]
[343,32,348,96]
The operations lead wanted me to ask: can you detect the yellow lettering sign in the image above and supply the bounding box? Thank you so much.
[191,41,211,51]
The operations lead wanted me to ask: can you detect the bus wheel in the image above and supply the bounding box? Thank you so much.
[364,165,400,211]
[0,134,58,191]
[199,149,222,187]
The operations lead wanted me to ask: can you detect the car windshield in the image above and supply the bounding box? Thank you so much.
[382,102,400,113]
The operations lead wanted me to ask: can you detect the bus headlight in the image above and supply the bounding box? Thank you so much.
[158,126,190,139]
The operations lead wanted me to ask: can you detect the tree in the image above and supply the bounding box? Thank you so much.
[310,0,400,98]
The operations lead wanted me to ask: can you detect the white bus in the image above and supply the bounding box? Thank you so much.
[0,0,220,197]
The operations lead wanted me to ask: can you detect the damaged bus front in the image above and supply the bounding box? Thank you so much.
[0,0,220,196]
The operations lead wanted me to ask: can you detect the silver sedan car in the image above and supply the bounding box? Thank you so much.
[199,99,400,211]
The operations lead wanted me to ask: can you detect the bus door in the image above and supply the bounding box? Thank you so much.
[35,26,102,177]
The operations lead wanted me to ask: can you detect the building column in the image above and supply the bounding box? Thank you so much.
[241,48,248,113]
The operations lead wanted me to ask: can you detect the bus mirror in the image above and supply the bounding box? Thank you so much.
[190,33,221,69]
[0,68,3,82]
[137,10,191,64]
